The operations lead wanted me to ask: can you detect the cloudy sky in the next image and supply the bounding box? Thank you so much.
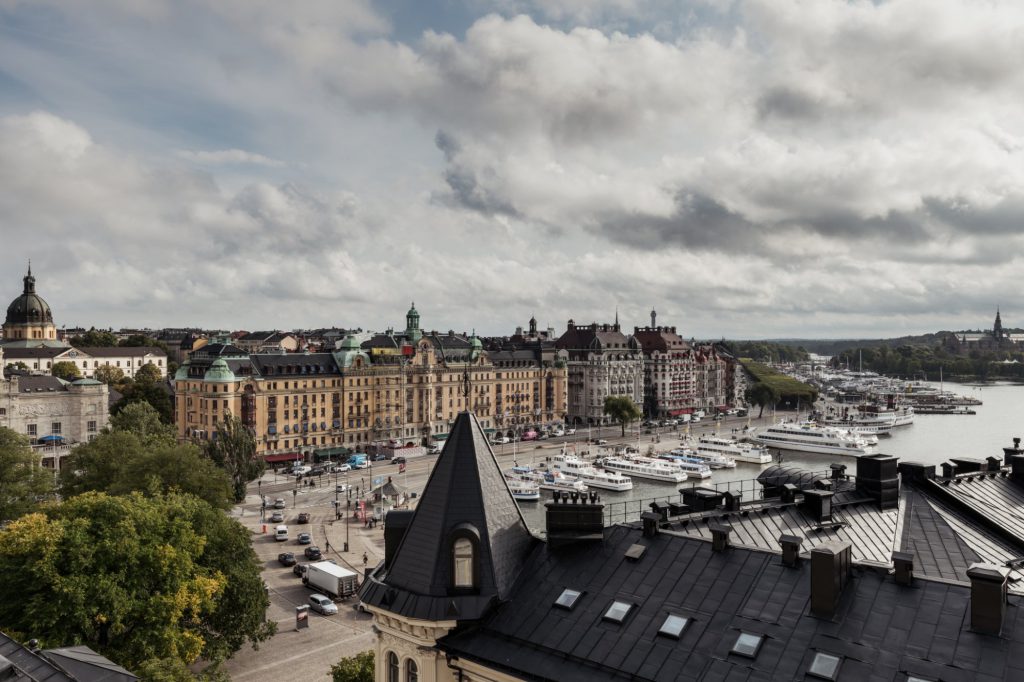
[2,0,1023,340]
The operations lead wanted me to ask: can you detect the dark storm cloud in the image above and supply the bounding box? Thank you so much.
[432,130,520,217]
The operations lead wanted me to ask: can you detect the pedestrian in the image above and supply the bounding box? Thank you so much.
[325,540,330,552]
[362,552,368,567]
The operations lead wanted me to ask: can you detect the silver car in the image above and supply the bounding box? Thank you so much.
[309,593,338,615]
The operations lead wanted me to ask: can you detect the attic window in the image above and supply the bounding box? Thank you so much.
[658,614,690,639]
[554,589,582,610]
[808,652,842,680]
[906,677,935,682]
[603,600,633,623]
[730,632,764,658]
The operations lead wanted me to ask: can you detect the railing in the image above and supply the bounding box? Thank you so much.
[598,469,839,526]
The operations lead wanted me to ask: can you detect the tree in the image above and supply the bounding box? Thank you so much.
[51,361,82,381]
[203,414,263,503]
[112,379,174,423]
[0,428,56,522]
[331,651,375,682]
[0,491,273,670]
[94,364,126,385]
[69,328,119,347]
[135,361,163,385]
[603,396,642,437]
[60,406,233,511]
[4,361,29,372]
[745,383,781,418]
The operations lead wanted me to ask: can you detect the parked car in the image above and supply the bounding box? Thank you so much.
[270,511,284,523]
[331,464,351,473]
[593,438,608,446]
[304,546,323,561]
[293,562,307,577]
[309,593,338,615]
[273,498,286,509]
[297,512,311,524]
[297,532,312,545]
[537,433,549,440]
[336,483,350,493]
[565,428,576,435]
[428,444,442,455]
[308,467,325,476]
[371,453,388,462]
[391,456,406,465]
[492,436,510,445]
[277,552,296,567]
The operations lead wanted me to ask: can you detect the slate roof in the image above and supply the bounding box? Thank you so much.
[439,524,1024,682]
[249,353,341,377]
[76,346,165,358]
[15,376,68,392]
[0,632,134,682]
[1,347,67,359]
[360,411,539,621]
[39,647,137,682]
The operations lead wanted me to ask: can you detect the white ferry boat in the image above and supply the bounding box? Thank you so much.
[696,435,773,465]
[504,477,541,501]
[505,465,588,493]
[753,421,877,456]
[600,456,688,484]
[817,418,893,436]
[539,454,633,492]
[673,443,737,469]
[656,452,713,479]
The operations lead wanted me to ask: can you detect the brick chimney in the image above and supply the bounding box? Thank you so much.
[1010,455,1024,484]
[897,461,935,485]
[803,489,834,523]
[966,563,1010,635]
[779,534,802,567]
[710,522,732,552]
[1002,437,1023,466]
[892,551,913,586]
[810,541,852,620]
[856,454,898,510]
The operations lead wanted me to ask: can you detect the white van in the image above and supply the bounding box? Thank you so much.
[275,525,289,542]
[292,465,312,476]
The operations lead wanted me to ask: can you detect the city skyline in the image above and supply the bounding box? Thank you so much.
[3,1,1024,338]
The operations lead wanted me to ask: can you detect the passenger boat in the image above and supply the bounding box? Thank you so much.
[503,476,541,501]
[696,435,772,464]
[656,452,713,479]
[600,456,688,483]
[816,417,893,436]
[674,442,737,469]
[539,454,633,491]
[505,465,588,493]
[753,421,877,456]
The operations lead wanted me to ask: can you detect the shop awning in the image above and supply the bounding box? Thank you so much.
[39,435,64,442]
[483,428,496,433]
[670,408,694,415]
[263,453,301,463]
[433,433,449,441]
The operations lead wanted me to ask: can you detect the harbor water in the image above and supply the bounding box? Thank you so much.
[517,381,1019,532]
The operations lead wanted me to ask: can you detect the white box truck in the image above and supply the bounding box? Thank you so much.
[304,561,359,599]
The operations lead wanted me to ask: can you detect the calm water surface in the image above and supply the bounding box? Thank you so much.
[517,381,1023,531]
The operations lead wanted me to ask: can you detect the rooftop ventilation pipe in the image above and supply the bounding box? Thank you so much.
[1010,455,1024,484]
[779,534,802,567]
[641,512,661,538]
[892,551,914,586]
[856,454,899,510]
[1003,437,1023,466]
[966,563,1010,636]
[545,490,604,549]
[810,541,852,620]
[803,489,834,523]
[941,461,958,479]
[897,461,935,485]
[710,522,732,552]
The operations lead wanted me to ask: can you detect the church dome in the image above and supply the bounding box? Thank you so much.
[204,358,236,383]
[5,266,53,327]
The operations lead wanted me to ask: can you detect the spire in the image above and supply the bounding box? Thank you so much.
[23,261,35,294]
[362,411,537,622]
[614,306,619,331]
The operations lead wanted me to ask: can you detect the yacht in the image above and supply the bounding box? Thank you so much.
[753,422,877,456]
[503,476,541,501]
[696,435,773,464]
[505,465,588,493]
[817,417,893,436]
[600,456,688,483]
[656,452,713,479]
[539,454,633,492]
[674,442,737,469]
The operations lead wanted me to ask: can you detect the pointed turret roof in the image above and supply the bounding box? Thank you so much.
[360,411,538,622]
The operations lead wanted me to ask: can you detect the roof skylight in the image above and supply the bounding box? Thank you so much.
[603,600,633,623]
[554,589,582,610]
[807,652,842,680]
[730,632,764,658]
[657,614,690,639]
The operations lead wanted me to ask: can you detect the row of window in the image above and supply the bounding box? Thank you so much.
[384,652,417,682]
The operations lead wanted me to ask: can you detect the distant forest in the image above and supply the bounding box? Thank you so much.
[722,341,810,363]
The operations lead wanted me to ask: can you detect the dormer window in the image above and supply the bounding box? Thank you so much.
[453,538,473,587]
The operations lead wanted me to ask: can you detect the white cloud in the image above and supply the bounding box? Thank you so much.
[176,149,284,167]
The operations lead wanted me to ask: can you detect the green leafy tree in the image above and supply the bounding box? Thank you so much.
[745,383,781,418]
[135,361,163,385]
[0,491,273,670]
[60,406,232,511]
[0,428,56,522]
[135,659,230,682]
[118,335,170,355]
[94,364,126,385]
[4,361,29,372]
[112,379,174,424]
[203,414,263,503]
[70,328,119,347]
[331,651,375,682]
[603,396,642,437]
[51,361,82,381]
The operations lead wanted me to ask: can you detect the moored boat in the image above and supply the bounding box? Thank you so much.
[539,454,633,491]
[753,421,877,456]
[696,435,773,464]
[600,456,688,483]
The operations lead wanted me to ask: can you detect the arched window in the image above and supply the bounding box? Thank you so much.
[406,659,418,682]
[386,652,399,682]
[453,537,474,588]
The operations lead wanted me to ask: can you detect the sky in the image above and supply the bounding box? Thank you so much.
[2,0,1023,340]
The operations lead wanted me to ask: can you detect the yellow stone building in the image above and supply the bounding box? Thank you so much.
[173,306,568,462]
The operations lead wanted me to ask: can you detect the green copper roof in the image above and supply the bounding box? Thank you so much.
[174,360,191,381]
[203,358,236,383]
[71,378,103,386]
[338,334,361,350]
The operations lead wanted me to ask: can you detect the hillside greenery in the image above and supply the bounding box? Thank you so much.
[741,360,818,406]
[723,341,810,363]
[832,344,1024,380]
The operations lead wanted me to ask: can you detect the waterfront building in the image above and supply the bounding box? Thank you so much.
[555,316,643,425]
[633,311,694,419]
[173,306,567,462]
[360,411,1024,682]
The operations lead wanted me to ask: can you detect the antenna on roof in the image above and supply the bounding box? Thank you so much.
[462,365,471,401]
